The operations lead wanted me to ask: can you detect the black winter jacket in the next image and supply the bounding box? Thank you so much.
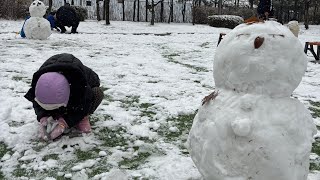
[25,53,100,127]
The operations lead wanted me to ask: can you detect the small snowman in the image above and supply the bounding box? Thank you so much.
[24,0,51,40]
[188,21,316,180]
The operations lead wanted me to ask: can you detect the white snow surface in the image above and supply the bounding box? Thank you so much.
[0,20,320,179]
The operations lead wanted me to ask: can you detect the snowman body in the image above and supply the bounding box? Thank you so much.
[24,0,51,40]
[188,21,316,180]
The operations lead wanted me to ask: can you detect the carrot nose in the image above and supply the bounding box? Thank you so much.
[254,36,264,49]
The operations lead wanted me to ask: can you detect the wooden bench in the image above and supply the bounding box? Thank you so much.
[304,42,320,61]
[217,33,226,46]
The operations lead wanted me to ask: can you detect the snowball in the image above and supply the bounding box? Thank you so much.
[64,173,72,178]
[169,126,179,133]
[24,17,51,40]
[99,151,107,157]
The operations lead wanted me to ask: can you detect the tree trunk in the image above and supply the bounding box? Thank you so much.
[48,0,53,14]
[218,0,222,15]
[105,0,110,25]
[64,0,67,5]
[160,0,164,22]
[97,0,101,21]
[293,0,298,19]
[182,0,186,22]
[145,0,148,22]
[192,0,196,25]
[170,0,173,22]
[150,0,155,25]
[249,0,253,9]
[137,0,140,21]
[133,0,136,21]
[304,0,310,29]
[103,0,106,20]
[122,0,125,21]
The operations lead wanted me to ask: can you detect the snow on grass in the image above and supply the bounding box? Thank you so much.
[0,20,320,179]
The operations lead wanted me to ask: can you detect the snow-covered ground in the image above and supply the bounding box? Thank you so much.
[0,20,320,180]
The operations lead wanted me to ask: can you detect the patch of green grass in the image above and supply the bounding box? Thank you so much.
[310,162,320,171]
[118,152,151,170]
[147,80,159,83]
[308,100,320,118]
[200,42,210,48]
[100,86,110,92]
[163,53,180,61]
[90,114,113,126]
[12,165,35,178]
[88,158,112,178]
[8,121,24,127]
[12,76,23,81]
[0,170,4,180]
[75,149,97,161]
[33,143,47,152]
[97,127,128,147]
[43,154,59,161]
[139,103,157,118]
[162,52,208,72]
[312,141,320,156]
[0,142,12,158]
[120,96,140,108]
[158,113,196,142]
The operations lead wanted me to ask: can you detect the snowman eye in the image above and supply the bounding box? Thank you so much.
[33,2,36,5]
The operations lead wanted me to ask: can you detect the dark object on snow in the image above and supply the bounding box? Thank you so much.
[257,0,271,20]
[55,5,80,33]
[47,12,60,31]
[208,15,244,29]
[202,91,219,106]
[20,15,30,38]
[25,53,104,128]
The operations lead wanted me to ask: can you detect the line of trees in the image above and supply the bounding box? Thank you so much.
[0,0,319,28]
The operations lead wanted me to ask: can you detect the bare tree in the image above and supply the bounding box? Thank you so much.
[218,0,222,15]
[48,0,53,13]
[304,0,310,29]
[133,0,137,21]
[97,0,101,21]
[105,0,110,25]
[150,0,163,25]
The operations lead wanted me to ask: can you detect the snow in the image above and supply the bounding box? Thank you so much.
[0,19,320,179]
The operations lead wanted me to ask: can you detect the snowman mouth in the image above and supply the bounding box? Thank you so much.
[236,33,285,38]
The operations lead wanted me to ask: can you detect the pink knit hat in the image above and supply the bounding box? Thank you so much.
[35,72,70,110]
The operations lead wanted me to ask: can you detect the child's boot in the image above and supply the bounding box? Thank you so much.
[76,116,91,133]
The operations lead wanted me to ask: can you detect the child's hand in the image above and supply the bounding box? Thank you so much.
[50,117,68,140]
[39,117,49,141]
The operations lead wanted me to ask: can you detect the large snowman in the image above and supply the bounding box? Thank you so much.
[188,21,316,180]
[24,0,51,40]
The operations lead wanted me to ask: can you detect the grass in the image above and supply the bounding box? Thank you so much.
[120,95,140,108]
[118,152,151,170]
[0,142,9,158]
[163,53,209,72]
[157,113,196,142]
[308,100,320,118]
[75,149,97,161]
[96,126,128,147]
[43,154,59,161]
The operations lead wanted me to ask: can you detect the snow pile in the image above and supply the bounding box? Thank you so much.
[24,0,51,40]
[188,21,317,180]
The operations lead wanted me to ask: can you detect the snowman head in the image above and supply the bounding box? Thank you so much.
[29,0,47,17]
[214,21,307,98]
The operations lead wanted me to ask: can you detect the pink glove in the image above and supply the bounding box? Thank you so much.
[39,117,49,141]
[50,117,68,140]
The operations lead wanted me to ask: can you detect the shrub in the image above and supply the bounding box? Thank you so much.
[72,5,88,21]
[193,6,217,24]
[208,15,244,29]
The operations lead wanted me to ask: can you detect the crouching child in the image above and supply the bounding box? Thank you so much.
[25,53,104,141]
